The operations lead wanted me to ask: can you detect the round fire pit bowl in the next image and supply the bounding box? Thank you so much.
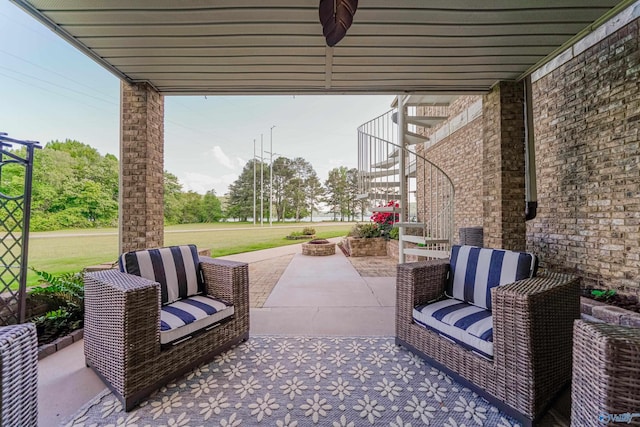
[302,239,336,256]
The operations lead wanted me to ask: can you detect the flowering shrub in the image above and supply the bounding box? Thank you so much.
[370,200,400,238]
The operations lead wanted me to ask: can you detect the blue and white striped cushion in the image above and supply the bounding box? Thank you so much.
[413,298,494,358]
[446,245,537,310]
[119,244,202,305]
[160,295,234,345]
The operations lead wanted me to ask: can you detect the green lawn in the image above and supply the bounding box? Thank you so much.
[24,222,355,288]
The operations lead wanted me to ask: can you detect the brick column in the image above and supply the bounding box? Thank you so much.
[482,81,526,251]
[119,82,164,253]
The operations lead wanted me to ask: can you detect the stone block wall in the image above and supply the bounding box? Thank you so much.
[528,18,640,295]
[120,82,165,253]
[346,237,388,257]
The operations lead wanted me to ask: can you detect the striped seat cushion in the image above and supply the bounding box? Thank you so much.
[119,244,202,305]
[413,298,494,358]
[160,295,234,345]
[446,245,537,310]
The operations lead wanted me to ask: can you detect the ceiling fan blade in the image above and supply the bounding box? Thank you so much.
[318,0,358,47]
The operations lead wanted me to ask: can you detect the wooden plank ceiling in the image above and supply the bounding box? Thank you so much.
[12,0,627,95]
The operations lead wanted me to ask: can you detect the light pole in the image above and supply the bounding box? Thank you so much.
[269,125,275,226]
[253,139,256,225]
[260,134,264,226]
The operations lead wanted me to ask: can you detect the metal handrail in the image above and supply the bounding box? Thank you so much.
[357,108,455,260]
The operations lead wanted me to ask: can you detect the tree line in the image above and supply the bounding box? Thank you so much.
[0,139,366,231]
[226,157,368,222]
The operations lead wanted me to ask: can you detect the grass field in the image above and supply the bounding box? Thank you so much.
[24,221,355,288]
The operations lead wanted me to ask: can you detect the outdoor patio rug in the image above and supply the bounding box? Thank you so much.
[64,336,561,427]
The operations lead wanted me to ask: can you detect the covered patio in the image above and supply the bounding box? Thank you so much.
[5,0,640,426]
[9,0,634,254]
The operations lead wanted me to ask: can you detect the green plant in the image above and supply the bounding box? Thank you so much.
[286,230,316,240]
[28,268,85,345]
[349,222,381,238]
[34,307,82,345]
[29,268,84,310]
[388,227,399,240]
[591,289,616,300]
[302,227,316,235]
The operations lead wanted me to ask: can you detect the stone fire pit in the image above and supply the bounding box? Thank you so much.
[302,239,336,256]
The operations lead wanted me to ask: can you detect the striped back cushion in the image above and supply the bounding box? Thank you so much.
[446,245,537,310]
[119,244,202,305]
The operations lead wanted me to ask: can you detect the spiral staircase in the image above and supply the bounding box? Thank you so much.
[357,95,456,262]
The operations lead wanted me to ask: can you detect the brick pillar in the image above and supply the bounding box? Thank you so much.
[119,82,164,253]
[482,81,526,251]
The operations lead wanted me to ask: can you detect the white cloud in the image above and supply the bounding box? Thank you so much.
[210,146,236,170]
[180,172,237,196]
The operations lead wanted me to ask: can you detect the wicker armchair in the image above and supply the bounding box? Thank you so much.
[84,246,249,411]
[0,323,38,426]
[571,320,640,427]
[396,251,579,427]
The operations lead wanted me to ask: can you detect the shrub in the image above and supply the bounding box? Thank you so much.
[29,269,84,345]
[388,227,399,240]
[34,307,82,345]
[302,227,316,235]
[286,230,314,240]
[371,200,400,238]
[349,222,381,238]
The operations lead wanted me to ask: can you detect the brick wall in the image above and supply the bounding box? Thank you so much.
[482,82,526,251]
[120,82,165,253]
[417,96,484,243]
[528,19,640,295]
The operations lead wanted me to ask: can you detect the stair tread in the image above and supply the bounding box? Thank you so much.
[394,222,426,228]
[361,170,397,178]
[403,248,450,259]
[402,235,449,245]
[371,158,398,169]
[371,206,400,213]
[406,116,448,128]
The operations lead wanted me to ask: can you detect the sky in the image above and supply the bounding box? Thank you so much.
[0,2,394,196]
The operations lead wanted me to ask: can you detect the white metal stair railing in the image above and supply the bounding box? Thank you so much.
[357,97,455,261]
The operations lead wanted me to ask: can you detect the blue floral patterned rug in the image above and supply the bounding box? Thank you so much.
[65,336,554,427]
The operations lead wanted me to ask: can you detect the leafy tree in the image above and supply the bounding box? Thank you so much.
[271,156,293,221]
[164,171,184,225]
[324,166,349,221]
[228,159,262,221]
[288,157,317,221]
[26,140,119,230]
[306,174,325,222]
[346,168,362,221]
[202,189,223,222]
[3,139,230,230]
[180,191,205,224]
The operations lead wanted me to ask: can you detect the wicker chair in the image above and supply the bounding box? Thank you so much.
[84,245,249,411]
[0,323,38,426]
[571,320,640,427]
[396,247,579,427]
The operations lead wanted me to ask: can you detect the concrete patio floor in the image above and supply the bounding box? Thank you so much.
[38,239,397,426]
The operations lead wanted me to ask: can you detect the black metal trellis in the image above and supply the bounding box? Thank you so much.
[0,133,41,324]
